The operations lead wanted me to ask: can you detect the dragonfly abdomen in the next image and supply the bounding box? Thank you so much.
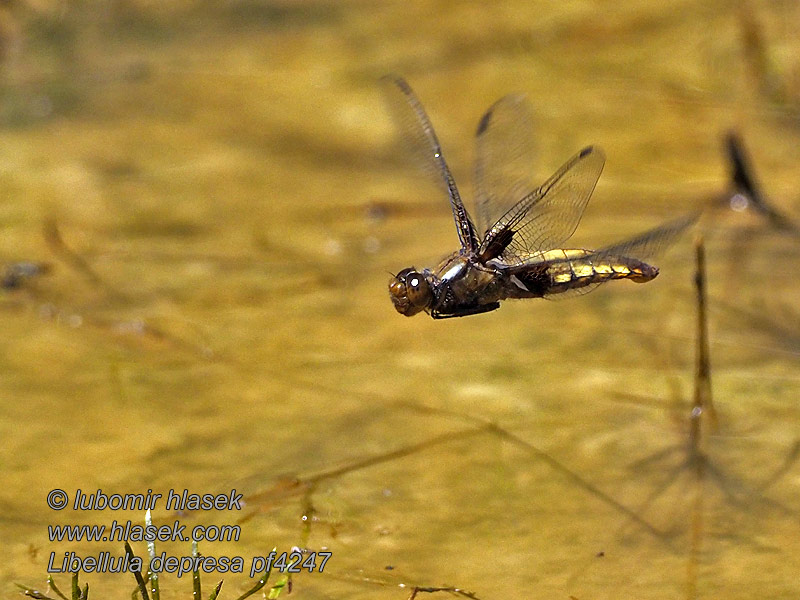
[503,249,659,299]
[546,254,658,293]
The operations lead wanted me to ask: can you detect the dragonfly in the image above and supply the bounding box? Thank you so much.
[385,76,697,319]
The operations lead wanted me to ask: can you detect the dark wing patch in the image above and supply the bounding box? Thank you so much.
[477,226,515,262]
[511,264,550,297]
[479,147,605,266]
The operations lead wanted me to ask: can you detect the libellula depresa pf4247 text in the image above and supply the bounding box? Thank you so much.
[385,77,697,319]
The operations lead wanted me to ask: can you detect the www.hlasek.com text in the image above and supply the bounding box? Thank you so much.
[48,550,332,577]
[49,520,240,543]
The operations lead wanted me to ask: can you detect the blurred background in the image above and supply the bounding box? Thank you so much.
[1,1,799,599]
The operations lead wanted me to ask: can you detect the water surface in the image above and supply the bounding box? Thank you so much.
[1,2,799,599]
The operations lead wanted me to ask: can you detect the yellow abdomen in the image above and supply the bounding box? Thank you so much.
[544,249,659,293]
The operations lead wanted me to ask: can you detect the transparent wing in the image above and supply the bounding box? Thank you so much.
[382,75,479,253]
[473,94,537,236]
[497,212,699,301]
[478,147,605,264]
[589,211,699,263]
[544,283,604,300]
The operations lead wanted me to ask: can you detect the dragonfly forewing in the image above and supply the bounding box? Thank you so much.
[473,94,538,236]
[382,76,479,253]
[478,146,605,264]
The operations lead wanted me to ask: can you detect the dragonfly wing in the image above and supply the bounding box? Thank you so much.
[479,147,605,265]
[590,211,700,262]
[495,211,699,301]
[543,283,604,300]
[382,76,479,253]
[473,94,538,236]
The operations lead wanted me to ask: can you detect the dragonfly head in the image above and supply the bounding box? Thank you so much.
[389,268,433,316]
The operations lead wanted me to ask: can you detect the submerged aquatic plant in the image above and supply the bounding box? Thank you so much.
[16,516,289,600]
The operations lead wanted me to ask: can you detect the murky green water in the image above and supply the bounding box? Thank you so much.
[2,2,799,599]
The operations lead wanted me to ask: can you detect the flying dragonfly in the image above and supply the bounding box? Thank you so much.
[385,76,697,319]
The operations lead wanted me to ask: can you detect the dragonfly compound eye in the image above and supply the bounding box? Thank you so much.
[388,268,430,316]
[405,271,432,308]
